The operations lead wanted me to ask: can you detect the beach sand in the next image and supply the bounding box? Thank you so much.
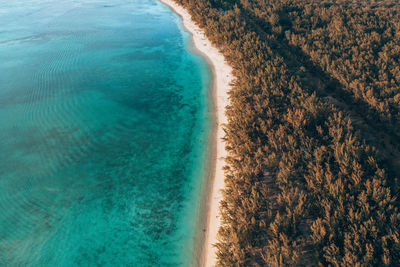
[159,0,232,266]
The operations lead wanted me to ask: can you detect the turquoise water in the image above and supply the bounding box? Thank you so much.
[0,0,210,265]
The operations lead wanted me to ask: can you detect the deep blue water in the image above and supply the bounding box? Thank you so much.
[0,0,210,265]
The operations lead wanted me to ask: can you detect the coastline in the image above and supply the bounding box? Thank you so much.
[159,0,232,266]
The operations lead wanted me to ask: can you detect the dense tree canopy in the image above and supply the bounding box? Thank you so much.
[173,0,400,265]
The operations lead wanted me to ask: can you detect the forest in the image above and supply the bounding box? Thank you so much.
[173,0,400,265]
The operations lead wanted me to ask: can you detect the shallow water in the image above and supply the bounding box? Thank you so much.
[0,0,210,265]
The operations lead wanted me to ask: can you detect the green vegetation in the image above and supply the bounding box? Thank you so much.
[174,0,400,265]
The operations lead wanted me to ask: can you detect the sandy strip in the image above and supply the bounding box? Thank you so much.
[159,0,232,266]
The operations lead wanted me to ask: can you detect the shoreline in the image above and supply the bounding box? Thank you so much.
[159,0,232,266]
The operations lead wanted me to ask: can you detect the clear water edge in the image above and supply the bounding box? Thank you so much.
[173,9,218,267]
[170,8,219,267]
[173,13,215,267]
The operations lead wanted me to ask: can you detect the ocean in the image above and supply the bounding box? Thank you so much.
[0,0,210,265]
